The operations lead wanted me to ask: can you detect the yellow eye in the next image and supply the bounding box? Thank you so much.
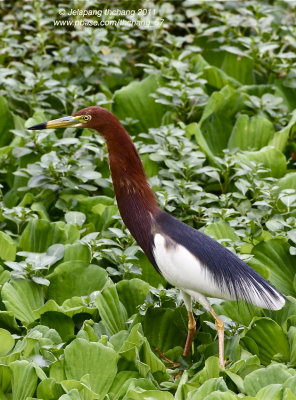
[79,115,92,123]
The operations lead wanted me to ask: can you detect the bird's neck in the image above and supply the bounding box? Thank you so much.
[105,127,159,255]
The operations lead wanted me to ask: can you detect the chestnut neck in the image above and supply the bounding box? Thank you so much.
[97,119,160,258]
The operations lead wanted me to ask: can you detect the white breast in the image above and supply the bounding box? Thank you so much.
[152,233,230,299]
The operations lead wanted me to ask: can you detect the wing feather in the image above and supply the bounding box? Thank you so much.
[154,212,285,310]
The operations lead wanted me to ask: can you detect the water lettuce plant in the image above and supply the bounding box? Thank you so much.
[0,1,296,399]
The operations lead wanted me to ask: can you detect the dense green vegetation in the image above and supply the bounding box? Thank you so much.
[0,0,296,399]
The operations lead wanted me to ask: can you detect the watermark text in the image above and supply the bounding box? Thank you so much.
[54,8,164,29]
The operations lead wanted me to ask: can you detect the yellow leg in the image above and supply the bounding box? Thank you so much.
[183,290,226,368]
[209,308,225,369]
[183,310,196,356]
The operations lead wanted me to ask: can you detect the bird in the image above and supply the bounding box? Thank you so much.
[28,106,286,368]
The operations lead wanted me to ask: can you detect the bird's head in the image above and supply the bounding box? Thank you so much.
[28,106,118,135]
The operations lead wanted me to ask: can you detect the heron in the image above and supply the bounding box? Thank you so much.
[29,106,286,368]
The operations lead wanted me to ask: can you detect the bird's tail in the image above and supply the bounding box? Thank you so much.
[225,262,286,310]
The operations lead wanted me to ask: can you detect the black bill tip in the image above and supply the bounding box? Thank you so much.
[27,122,47,130]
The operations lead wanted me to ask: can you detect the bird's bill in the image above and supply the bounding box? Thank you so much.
[28,115,83,130]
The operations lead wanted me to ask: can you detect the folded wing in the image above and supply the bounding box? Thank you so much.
[152,212,285,310]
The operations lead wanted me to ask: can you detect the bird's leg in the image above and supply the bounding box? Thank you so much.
[183,310,196,356]
[155,348,180,369]
[209,307,225,369]
[185,291,225,368]
[181,291,196,356]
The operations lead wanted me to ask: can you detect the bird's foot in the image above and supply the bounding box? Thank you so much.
[173,370,184,380]
[155,348,180,369]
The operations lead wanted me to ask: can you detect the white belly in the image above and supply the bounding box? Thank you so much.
[152,233,229,299]
[152,233,285,310]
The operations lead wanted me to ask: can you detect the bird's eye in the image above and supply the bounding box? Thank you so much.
[80,115,92,123]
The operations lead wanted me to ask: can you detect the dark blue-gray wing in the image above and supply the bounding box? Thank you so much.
[155,211,285,310]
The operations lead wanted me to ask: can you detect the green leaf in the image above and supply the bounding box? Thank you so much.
[113,75,167,134]
[142,153,159,177]
[95,283,128,335]
[124,388,174,400]
[250,239,295,296]
[0,232,16,261]
[204,220,239,242]
[213,300,262,327]
[220,46,249,58]
[0,267,10,286]
[117,279,150,317]
[10,360,38,400]
[47,243,65,262]
[228,115,275,150]
[79,196,118,232]
[284,376,296,396]
[228,352,261,378]
[60,379,99,399]
[63,243,92,263]
[29,324,63,347]
[271,296,296,327]
[24,109,47,128]
[19,219,68,252]
[199,86,236,130]
[199,86,242,154]
[37,378,64,400]
[77,195,114,213]
[203,392,238,400]
[119,324,167,376]
[108,371,141,400]
[65,212,86,226]
[256,384,283,400]
[288,326,296,365]
[142,338,168,375]
[186,123,217,166]
[276,172,296,193]
[221,52,254,85]
[64,338,118,396]
[0,364,12,393]
[225,370,245,394]
[48,262,108,304]
[238,147,286,178]
[188,378,228,400]
[31,201,50,221]
[123,388,174,400]
[269,110,296,151]
[204,356,220,378]
[0,96,14,147]
[243,318,290,365]
[118,325,150,377]
[141,307,186,353]
[0,310,20,332]
[0,328,15,356]
[203,66,240,89]
[137,252,166,288]
[49,358,66,382]
[244,364,292,396]
[192,55,240,89]
[275,81,296,112]
[2,279,44,324]
[40,312,74,341]
[58,388,82,400]
[37,298,96,319]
